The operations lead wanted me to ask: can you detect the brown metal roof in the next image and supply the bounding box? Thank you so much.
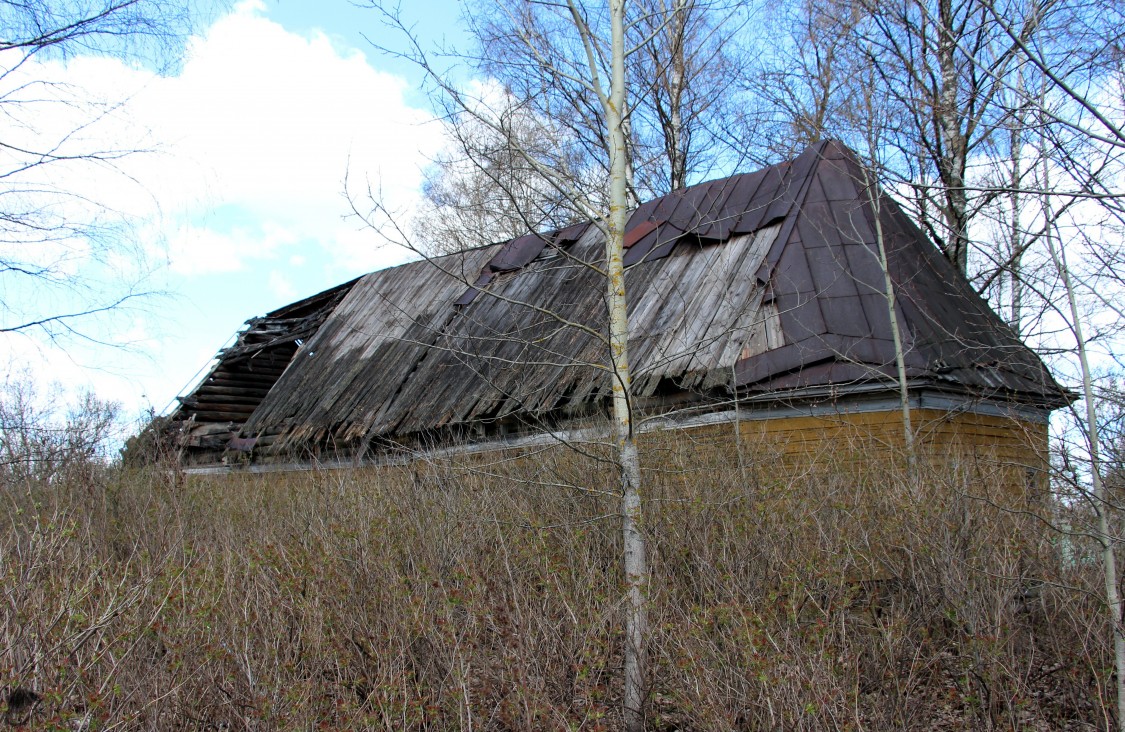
[731,142,1062,400]
[170,141,1068,460]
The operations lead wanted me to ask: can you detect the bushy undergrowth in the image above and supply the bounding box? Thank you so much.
[0,434,1114,730]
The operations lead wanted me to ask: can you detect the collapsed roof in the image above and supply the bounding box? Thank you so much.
[170,141,1068,462]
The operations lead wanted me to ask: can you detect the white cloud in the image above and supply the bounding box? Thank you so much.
[144,3,438,271]
[268,269,296,301]
[147,3,437,209]
[2,0,440,278]
[164,220,299,275]
[0,1,445,417]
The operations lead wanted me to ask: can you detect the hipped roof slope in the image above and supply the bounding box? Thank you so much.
[174,141,1067,456]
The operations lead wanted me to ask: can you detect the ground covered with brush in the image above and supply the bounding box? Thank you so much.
[0,436,1115,730]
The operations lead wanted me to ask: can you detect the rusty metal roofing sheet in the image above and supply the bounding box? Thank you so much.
[624,219,660,248]
[489,232,548,272]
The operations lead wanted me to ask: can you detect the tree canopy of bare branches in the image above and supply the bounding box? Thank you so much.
[0,0,199,343]
[403,0,760,256]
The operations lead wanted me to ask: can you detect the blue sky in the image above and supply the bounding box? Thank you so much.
[265,0,472,95]
[0,0,477,426]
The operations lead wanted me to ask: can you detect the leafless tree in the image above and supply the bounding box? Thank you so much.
[0,373,120,484]
[363,0,1125,723]
[752,1,1125,721]
[960,8,1125,719]
[408,0,755,244]
[478,0,747,198]
[411,98,583,254]
[848,0,1046,275]
[356,2,714,726]
[750,0,864,158]
[0,0,199,344]
[755,0,1097,283]
[622,0,755,192]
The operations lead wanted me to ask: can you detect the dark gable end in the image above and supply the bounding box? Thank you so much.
[168,141,1068,464]
[731,141,1064,405]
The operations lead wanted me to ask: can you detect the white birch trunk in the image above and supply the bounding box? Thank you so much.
[1056,233,1125,732]
[870,191,914,458]
[858,133,914,458]
[604,1,649,728]
[937,0,970,274]
[1008,89,1024,334]
[1042,159,1125,731]
[667,1,686,191]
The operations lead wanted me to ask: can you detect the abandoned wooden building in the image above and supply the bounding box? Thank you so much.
[166,141,1068,471]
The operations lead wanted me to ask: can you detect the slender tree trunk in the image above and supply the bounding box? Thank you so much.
[666,0,687,190]
[862,163,914,458]
[604,1,649,728]
[936,0,970,273]
[1055,228,1125,732]
[857,86,914,460]
[1042,158,1125,731]
[1008,81,1025,333]
[874,202,914,458]
[621,110,640,207]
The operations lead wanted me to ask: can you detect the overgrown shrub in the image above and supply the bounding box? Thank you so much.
[0,429,1111,730]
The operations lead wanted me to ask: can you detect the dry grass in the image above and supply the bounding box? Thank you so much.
[0,431,1113,730]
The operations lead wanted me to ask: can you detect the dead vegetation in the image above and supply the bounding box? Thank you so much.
[0,429,1114,730]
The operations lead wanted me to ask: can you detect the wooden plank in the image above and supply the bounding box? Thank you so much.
[189,392,269,404]
[187,410,252,422]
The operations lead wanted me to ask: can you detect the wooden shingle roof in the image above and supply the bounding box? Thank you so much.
[172,141,1067,459]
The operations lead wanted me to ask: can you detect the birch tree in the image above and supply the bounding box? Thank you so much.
[424,0,753,209]
[600,6,649,724]
[1027,130,1125,726]
[359,2,666,725]
[854,90,917,459]
[757,0,1078,283]
[971,9,1125,718]
[1046,219,1125,731]
[751,0,862,157]
[847,0,1047,276]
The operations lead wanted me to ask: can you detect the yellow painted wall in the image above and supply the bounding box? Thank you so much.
[745,408,1043,458]
[637,407,1050,494]
[200,406,1051,502]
